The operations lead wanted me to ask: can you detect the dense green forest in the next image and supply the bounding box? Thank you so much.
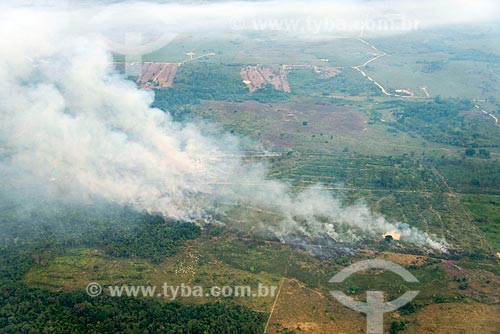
[0,209,201,272]
[0,286,266,334]
[151,62,289,118]
[100,218,200,264]
[0,209,266,334]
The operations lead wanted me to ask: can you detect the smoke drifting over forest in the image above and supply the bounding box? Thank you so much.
[0,2,455,252]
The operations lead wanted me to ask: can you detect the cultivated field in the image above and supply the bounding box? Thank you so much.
[241,65,291,93]
[115,62,180,88]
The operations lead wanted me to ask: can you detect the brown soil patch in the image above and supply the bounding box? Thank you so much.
[201,100,366,151]
[267,276,500,334]
[115,62,179,88]
[241,65,291,93]
[265,278,365,334]
[406,302,500,334]
[137,62,179,88]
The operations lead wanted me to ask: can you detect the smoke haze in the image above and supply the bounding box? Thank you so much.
[0,2,462,252]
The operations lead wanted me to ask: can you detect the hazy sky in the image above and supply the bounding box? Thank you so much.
[3,0,500,41]
[1,0,497,60]
[0,0,481,251]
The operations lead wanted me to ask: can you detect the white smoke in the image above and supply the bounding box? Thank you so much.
[0,3,449,252]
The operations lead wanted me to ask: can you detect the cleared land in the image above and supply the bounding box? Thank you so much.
[241,65,291,93]
[15,26,500,334]
[115,62,180,88]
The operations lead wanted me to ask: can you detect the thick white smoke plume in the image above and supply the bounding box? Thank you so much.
[0,3,449,252]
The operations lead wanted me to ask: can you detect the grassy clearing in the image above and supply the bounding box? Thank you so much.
[462,195,500,250]
[22,236,285,312]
